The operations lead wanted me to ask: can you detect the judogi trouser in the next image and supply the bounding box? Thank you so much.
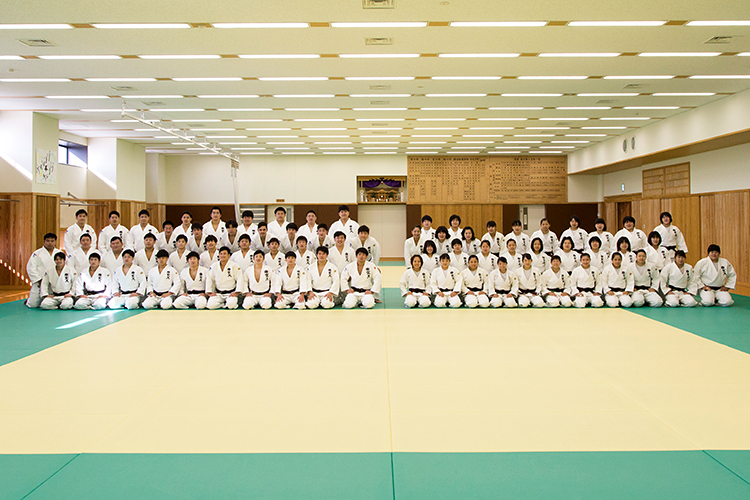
[463,287,490,308]
[403,288,431,309]
[631,286,663,308]
[665,288,698,308]
[276,288,306,310]
[142,292,175,309]
[433,288,462,309]
[75,293,109,310]
[40,294,74,310]
[699,287,734,307]
[173,292,208,310]
[242,293,273,310]
[517,288,544,308]
[544,288,573,308]
[489,290,517,308]
[343,287,376,309]
[573,288,604,308]
[108,291,143,310]
[28,282,44,309]
[206,289,240,310]
[306,289,337,309]
[604,287,633,308]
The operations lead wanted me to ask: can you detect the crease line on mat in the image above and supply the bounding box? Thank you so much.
[703,450,750,488]
[20,454,80,500]
[383,306,397,500]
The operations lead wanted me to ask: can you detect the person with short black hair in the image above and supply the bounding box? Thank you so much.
[434,226,451,255]
[505,219,530,255]
[273,252,308,310]
[430,253,462,308]
[73,252,112,310]
[570,253,604,308]
[587,218,614,254]
[329,231,356,273]
[447,214,462,241]
[654,211,688,260]
[311,223,334,252]
[499,239,523,272]
[199,235,219,269]
[400,255,432,309]
[281,223,299,254]
[206,247,242,310]
[561,215,589,253]
[541,255,573,308]
[188,223,206,254]
[295,236,316,270]
[39,251,77,310]
[477,240,499,273]
[481,220,505,256]
[98,210,129,255]
[69,233,97,274]
[587,236,611,271]
[601,252,634,308]
[203,206,226,240]
[168,234,190,272]
[173,211,194,240]
[462,226,482,256]
[238,210,258,240]
[421,215,436,241]
[625,249,663,308]
[157,220,178,253]
[695,244,736,307]
[26,232,59,308]
[128,209,158,252]
[102,235,125,271]
[529,237,551,273]
[555,236,581,275]
[330,205,359,241]
[306,246,340,310]
[250,222,271,253]
[514,254,545,308]
[661,250,698,307]
[530,218,559,256]
[449,238,470,272]
[404,225,425,268]
[298,209,319,244]
[220,219,241,254]
[173,252,209,310]
[65,208,97,254]
[268,206,289,241]
[241,250,274,310]
[341,248,382,309]
[614,216,647,252]
[486,257,518,308]
[421,240,440,275]
[108,249,146,310]
[461,255,490,308]
[616,236,637,266]
[142,250,181,310]
[230,234,254,272]
[348,225,381,266]
[646,231,669,270]
[135,233,159,272]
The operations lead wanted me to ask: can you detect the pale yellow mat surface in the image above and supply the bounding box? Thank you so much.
[1,306,749,453]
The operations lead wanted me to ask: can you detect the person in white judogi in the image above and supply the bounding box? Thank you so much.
[615,237,637,266]
[135,233,159,273]
[98,210,130,255]
[421,215,436,242]
[273,252,309,310]
[461,255,490,308]
[295,236,316,271]
[434,226,452,256]
[219,220,241,254]
[514,255,545,308]
[330,205,359,241]
[555,237,581,275]
[297,210,319,245]
[654,211,688,261]
[187,223,207,254]
[541,255,573,308]
[560,215,589,253]
[26,232,59,308]
[695,244,736,307]
[39,252,77,310]
[128,209,158,252]
[172,211,194,240]
[430,254,463,309]
[660,250,698,307]
[142,250,181,310]
[481,220,505,255]
[102,236,126,272]
[449,239,470,272]
[570,253,604,308]
[305,246,340,310]
[267,207,290,241]
[69,234,98,274]
[168,235,190,273]
[199,235,220,269]
[250,222,271,253]
[230,234,254,273]
[238,210,258,241]
[461,227,482,256]
[447,214,462,241]
[174,252,209,310]
[531,218,559,256]
[310,224,335,252]
[587,218,615,255]
[265,238,285,271]
[505,220,530,255]
[626,250,663,308]
[601,253,634,308]
[347,226,381,266]
[202,206,227,241]
[206,247,242,310]
[341,248,382,309]
[280,224,299,254]
[529,238,551,272]
[421,240,440,275]
[241,250,274,310]
[64,209,97,254]
[613,216,647,252]
[107,249,147,310]
[329,232,357,273]
[404,225,425,267]
[157,220,178,254]
[74,253,112,310]
[477,240,499,273]
[646,231,670,270]
[586,236,611,271]
[486,257,519,308]
[499,239,524,272]
[400,255,431,309]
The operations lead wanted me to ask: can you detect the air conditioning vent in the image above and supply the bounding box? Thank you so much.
[110,86,138,92]
[365,37,393,45]
[704,36,736,44]
[369,85,391,91]
[186,123,206,127]
[370,130,390,134]
[370,100,391,105]
[18,38,55,47]
[596,99,615,104]
[370,122,391,127]
[363,0,394,8]
[141,101,166,107]
[622,83,644,89]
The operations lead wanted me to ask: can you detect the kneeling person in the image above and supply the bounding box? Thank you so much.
[601,252,634,308]
[108,249,147,310]
[273,252,309,310]
[514,254,545,308]
[660,250,698,308]
[241,250,274,310]
[341,248,382,309]
[174,252,209,310]
[306,246,340,309]
[486,257,518,308]
[695,244,736,307]
[541,255,573,308]
[570,253,604,308]
[400,255,432,308]
[143,250,181,309]
[74,253,112,310]
[461,255,490,308]
[206,247,242,310]
[625,250,663,307]
[430,253,462,309]
[40,252,77,310]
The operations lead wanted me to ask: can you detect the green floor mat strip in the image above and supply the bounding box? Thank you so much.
[706,451,750,486]
[0,454,77,500]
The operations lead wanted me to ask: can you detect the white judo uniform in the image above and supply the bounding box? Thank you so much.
[219,233,242,254]
[660,262,698,308]
[404,237,425,267]
[98,225,130,255]
[157,232,179,254]
[570,266,604,308]
[128,223,158,252]
[555,249,580,275]
[513,267,545,308]
[295,249,316,271]
[435,238,452,256]
[477,253,499,274]
[462,239,482,256]
[328,246,356,273]
[108,264,147,310]
[485,268,519,308]
[168,250,189,273]
[266,220,289,241]
[461,267,490,308]
[250,234,271,254]
[64,223,97,254]
[26,246,57,308]
[587,249,611,271]
[310,234,335,252]
[614,228,648,252]
[134,248,158,273]
[625,262,663,307]
[430,266,463,309]
[499,251,523,273]
[505,232,531,255]
[330,219,359,240]
[481,232,505,255]
[279,235,298,254]
[229,249,254,273]
[39,265,77,310]
[694,257,736,307]
[561,228,589,252]
[421,253,441,275]
[341,261,382,309]
[143,265,181,310]
[264,251,285,272]
[241,265,274,310]
[199,249,219,270]
[654,224,688,259]
[296,224,318,245]
[449,251,470,272]
[306,261,340,310]
[238,223,258,240]
[530,230,559,255]
[102,250,126,273]
[174,266,210,310]
[273,265,309,310]
[601,264,634,308]
[202,220,227,241]
[541,268,573,308]
[188,234,207,254]
[74,267,113,310]
[530,252,551,273]
[347,236,381,266]
[587,231,615,254]
[69,247,98,274]
[206,260,243,310]
[399,268,432,308]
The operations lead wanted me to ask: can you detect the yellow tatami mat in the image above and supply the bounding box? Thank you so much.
[1,306,750,454]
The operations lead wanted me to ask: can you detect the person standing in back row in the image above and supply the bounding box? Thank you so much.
[128,209,158,252]
[653,211,688,261]
[530,218,559,256]
[202,206,226,241]
[267,207,289,241]
[330,205,359,241]
[65,209,96,254]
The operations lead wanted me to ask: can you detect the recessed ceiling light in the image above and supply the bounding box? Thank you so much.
[480,118,528,121]
[85,77,157,82]
[518,76,588,80]
[196,95,259,98]
[448,151,480,154]
[432,76,502,80]
[80,108,137,112]
[409,141,447,144]
[273,94,336,98]
[340,53,420,58]
[213,23,309,28]
[407,146,443,149]
[267,141,304,144]
[309,135,349,138]
[332,22,427,28]
[139,55,221,60]
[461,135,504,137]
[230,147,264,150]
[515,134,553,137]
[413,127,459,130]
[539,53,620,57]
[173,77,242,81]
[92,23,191,29]
[582,126,628,130]
[502,93,563,97]
[530,150,564,153]
[349,94,411,97]
[283,152,315,154]
[344,76,415,81]
[318,147,354,149]
[541,146,575,148]
[603,75,674,79]
[323,152,356,155]
[577,93,640,96]
[243,152,273,155]
[652,92,715,96]
[449,21,546,27]
[245,128,292,131]
[689,75,750,79]
[639,52,721,57]
[624,106,679,109]
[39,55,121,60]
[219,142,258,145]
[439,53,520,58]
[0,24,72,29]
[426,93,488,97]
[686,21,750,26]
[0,56,24,60]
[187,128,235,132]
[239,54,320,59]
[1,77,70,82]
[360,141,399,144]
[739,53,750,57]
[504,140,541,143]
[496,146,530,149]
[552,140,589,143]
[259,77,329,81]
[568,21,666,26]
[314,142,353,144]
[275,147,310,150]
[362,147,399,150]
[557,106,612,110]
[470,127,514,130]
[457,141,494,144]
[44,95,110,99]
[365,152,398,154]
[411,135,452,137]
[600,117,650,120]
[490,151,522,153]
[355,118,405,121]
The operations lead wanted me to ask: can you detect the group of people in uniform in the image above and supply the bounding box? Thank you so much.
[26,205,382,311]
[24,205,737,311]
[400,212,737,309]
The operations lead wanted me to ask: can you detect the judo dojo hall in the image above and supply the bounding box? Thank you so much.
[2,1,750,498]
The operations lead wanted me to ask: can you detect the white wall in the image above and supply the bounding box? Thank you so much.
[146,153,167,204]
[567,174,602,203]
[87,137,117,199]
[358,204,407,259]
[116,140,146,201]
[31,113,60,195]
[0,111,34,192]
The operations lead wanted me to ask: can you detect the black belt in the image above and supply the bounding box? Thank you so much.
[578,287,595,293]
[154,290,172,295]
[281,288,300,294]
[439,287,453,292]
[708,286,723,291]
[53,292,68,297]
[635,285,650,290]
[187,290,205,295]
[545,251,554,257]
[84,290,105,296]
[249,288,271,294]
[408,288,425,293]
[664,245,677,251]
[573,249,584,254]
[313,288,330,293]
[609,287,625,292]
[548,287,564,293]
[351,287,367,293]
[670,286,686,292]
[215,288,236,294]
[519,288,536,294]
[467,287,482,292]
[495,289,511,294]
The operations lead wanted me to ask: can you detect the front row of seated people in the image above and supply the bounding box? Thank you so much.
[399,245,736,309]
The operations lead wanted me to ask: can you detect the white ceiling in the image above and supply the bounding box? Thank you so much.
[1,0,750,157]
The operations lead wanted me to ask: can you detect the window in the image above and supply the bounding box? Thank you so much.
[58,140,88,168]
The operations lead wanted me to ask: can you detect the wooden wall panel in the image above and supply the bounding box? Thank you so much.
[503,204,520,232]
[34,194,59,251]
[700,191,750,290]
[120,201,148,229]
[406,204,422,238]
[661,196,701,266]
[292,204,359,232]
[0,193,34,287]
[84,199,118,232]
[639,198,662,236]
[545,204,599,234]
[148,203,167,229]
